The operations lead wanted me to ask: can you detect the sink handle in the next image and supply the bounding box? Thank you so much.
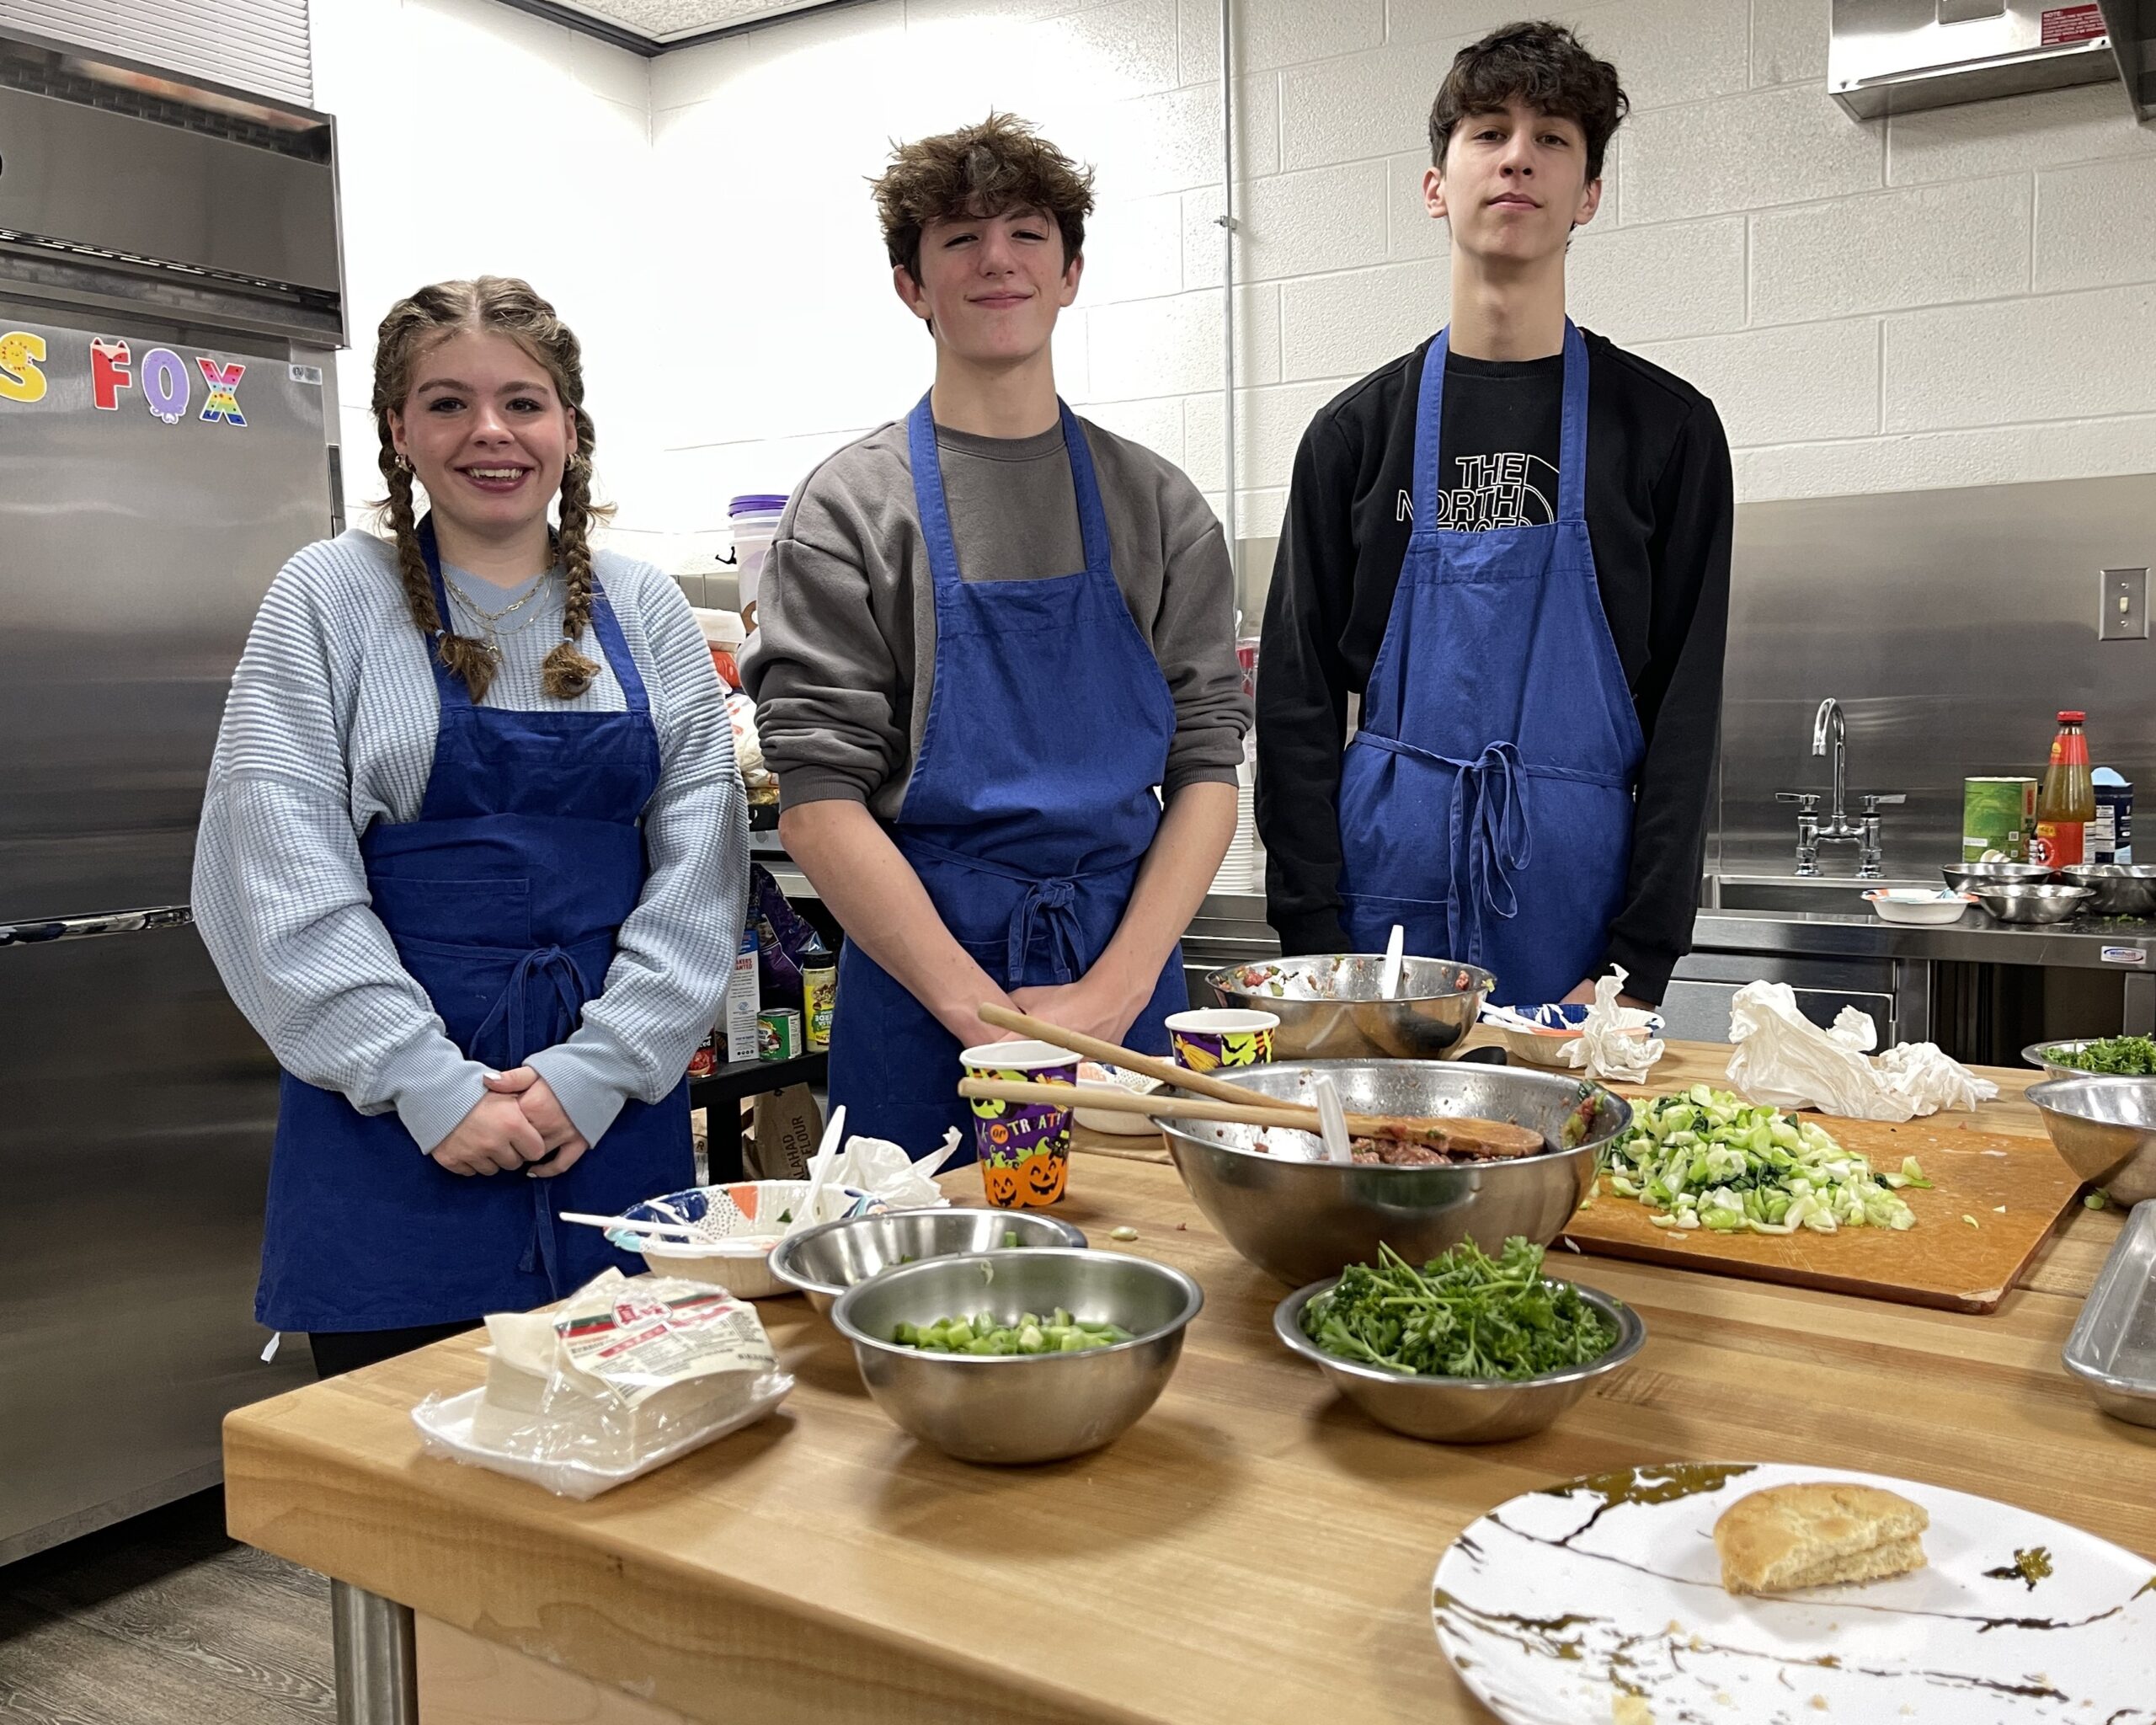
[1775,791,1822,810]
[1861,793,1907,812]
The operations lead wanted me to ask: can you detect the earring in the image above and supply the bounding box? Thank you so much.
[395,454,413,473]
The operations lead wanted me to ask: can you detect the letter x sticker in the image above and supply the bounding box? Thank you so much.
[196,357,247,428]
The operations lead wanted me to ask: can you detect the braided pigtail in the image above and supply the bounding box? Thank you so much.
[371,286,499,702]
[542,417,602,700]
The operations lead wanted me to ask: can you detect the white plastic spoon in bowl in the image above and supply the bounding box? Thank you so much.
[1380,923,1406,1000]
[1310,1072,1354,1166]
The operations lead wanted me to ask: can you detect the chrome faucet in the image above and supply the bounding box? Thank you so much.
[1776,698,1905,878]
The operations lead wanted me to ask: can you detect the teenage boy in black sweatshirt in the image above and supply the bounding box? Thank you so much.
[1256,21,1732,1008]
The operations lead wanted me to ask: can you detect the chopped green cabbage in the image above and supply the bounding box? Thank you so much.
[1600,1084,1928,1236]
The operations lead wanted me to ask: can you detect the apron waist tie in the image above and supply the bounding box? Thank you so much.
[469,945,590,1292]
[896,833,1128,987]
[1353,735,1630,966]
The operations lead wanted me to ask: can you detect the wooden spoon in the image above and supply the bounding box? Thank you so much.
[956,1077,1544,1162]
[970,1005,1545,1159]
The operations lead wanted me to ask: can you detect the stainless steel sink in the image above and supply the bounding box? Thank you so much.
[1701,873,1937,914]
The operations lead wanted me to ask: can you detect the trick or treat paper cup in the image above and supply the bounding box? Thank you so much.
[960,1039,1078,1208]
[1165,1009,1278,1075]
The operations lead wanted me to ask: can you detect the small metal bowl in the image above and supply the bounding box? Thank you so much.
[831,1249,1202,1464]
[1942,860,2056,894]
[2058,863,2156,917]
[1273,1276,1644,1442]
[2027,1076,2156,1204]
[1969,882,2092,925]
[1153,1061,1629,1287]
[1207,954,1497,1060]
[769,1208,1086,1315]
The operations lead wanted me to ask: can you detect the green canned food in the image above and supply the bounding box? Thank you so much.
[756,1008,802,1061]
[1963,777,2036,863]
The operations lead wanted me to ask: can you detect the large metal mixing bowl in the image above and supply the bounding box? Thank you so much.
[1969,882,2092,925]
[2058,864,2156,917]
[1206,954,1498,1059]
[1151,1060,1628,1286]
[1273,1276,1645,1443]
[1941,860,2054,894]
[2026,1077,2156,1204]
[831,1249,1202,1464]
[770,1208,1087,1315]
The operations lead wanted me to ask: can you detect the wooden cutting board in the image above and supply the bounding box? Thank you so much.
[1561,1108,2086,1313]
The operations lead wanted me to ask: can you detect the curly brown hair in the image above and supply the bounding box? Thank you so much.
[871,112,1095,284]
[371,276,613,703]
[1428,21,1629,184]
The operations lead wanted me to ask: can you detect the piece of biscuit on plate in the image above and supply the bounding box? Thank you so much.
[1714,1482,1929,1594]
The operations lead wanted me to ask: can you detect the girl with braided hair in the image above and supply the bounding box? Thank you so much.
[195,277,746,1377]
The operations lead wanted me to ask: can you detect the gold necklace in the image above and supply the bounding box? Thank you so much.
[446,570,552,628]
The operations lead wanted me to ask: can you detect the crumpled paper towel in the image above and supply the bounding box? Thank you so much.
[1561,966,1665,1083]
[1725,980,1997,1121]
[828,1127,961,1209]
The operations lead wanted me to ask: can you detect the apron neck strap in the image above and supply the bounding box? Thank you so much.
[905,393,1114,590]
[1413,320,1591,528]
[414,513,647,714]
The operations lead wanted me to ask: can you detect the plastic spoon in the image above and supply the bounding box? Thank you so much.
[1380,923,1406,1000]
[1310,1072,1354,1165]
[786,1103,847,1239]
[558,1211,696,1241]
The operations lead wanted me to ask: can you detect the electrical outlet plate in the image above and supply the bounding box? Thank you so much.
[2100,567,2149,641]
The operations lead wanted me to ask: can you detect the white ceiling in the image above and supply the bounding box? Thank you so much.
[527,0,838,48]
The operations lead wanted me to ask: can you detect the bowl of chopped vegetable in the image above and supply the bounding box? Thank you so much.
[1602,1085,1932,1235]
[1154,1060,1627,1286]
[2025,1036,2156,1081]
[831,1248,1203,1463]
[1273,1238,1643,1443]
[1207,955,1498,1060]
[2026,1077,2156,1204]
[769,1207,1087,1315]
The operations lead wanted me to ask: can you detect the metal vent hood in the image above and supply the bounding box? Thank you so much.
[1829,0,2136,118]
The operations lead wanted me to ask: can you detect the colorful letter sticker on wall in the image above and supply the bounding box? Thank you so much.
[0,330,48,403]
[196,356,247,428]
[91,338,132,411]
[141,347,191,425]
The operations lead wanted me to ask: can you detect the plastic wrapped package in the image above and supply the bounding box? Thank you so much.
[412,1269,793,1498]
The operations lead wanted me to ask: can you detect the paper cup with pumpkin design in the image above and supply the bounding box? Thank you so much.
[959,1039,1077,1207]
[1164,1008,1278,1075]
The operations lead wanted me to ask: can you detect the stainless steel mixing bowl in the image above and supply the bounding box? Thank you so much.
[1273,1276,1645,1442]
[2026,1076,2156,1204]
[769,1208,1087,1315]
[2057,863,2156,917]
[1969,882,2092,925]
[1941,860,2056,894]
[1206,954,1497,1060]
[1151,1060,1628,1286]
[830,1249,1202,1464]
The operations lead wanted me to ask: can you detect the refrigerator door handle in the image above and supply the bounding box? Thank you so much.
[0,905,195,947]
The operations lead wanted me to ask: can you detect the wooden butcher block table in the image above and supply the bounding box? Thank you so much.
[222,1042,2153,1725]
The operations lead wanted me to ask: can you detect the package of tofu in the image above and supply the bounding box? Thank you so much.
[411,1268,793,1498]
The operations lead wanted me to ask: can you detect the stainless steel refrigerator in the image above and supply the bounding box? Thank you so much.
[0,28,345,1562]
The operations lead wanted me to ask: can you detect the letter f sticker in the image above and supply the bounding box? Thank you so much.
[92,338,132,410]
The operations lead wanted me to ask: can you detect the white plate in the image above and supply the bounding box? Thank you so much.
[1866,889,1976,927]
[1431,1461,2156,1723]
[1074,1060,1167,1135]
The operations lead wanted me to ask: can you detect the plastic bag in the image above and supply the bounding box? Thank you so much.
[750,863,821,1012]
[1559,966,1665,1083]
[830,1127,963,1210]
[1725,980,1998,1121]
[412,1268,792,1498]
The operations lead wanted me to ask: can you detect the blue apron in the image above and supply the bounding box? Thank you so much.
[1337,323,1645,1007]
[257,518,692,1333]
[829,396,1187,1159]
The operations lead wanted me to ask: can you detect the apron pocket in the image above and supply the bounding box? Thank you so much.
[1338,892,1454,965]
[371,874,533,948]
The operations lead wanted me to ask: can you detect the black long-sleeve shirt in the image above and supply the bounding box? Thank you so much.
[1255,329,1733,1004]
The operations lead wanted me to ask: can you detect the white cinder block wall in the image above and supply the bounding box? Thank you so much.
[313,0,2156,562]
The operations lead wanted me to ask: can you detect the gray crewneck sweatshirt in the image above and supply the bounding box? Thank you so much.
[743,414,1250,818]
